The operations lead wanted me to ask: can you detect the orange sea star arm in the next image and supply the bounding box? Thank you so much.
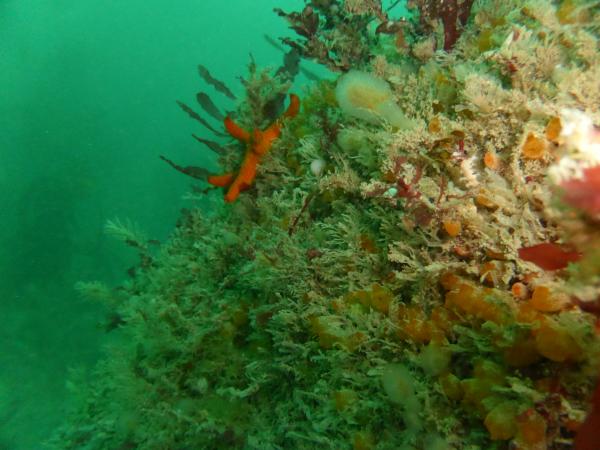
[283,93,300,119]
[253,94,300,156]
[207,173,235,187]
[224,116,251,142]
[213,93,300,202]
[253,126,281,156]
[224,151,260,203]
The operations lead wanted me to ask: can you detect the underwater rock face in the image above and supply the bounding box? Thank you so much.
[53,1,600,449]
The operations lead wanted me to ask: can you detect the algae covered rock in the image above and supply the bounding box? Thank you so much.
[52,1,600,449]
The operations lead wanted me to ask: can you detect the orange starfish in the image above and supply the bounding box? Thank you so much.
[207,94,300,202]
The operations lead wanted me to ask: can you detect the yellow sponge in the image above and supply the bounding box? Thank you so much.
[335,70,414,130]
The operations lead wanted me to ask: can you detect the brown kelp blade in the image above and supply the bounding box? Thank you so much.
[191,134,226,154]
[197,64,236,100]
[196,92,224,122]
[386,0,403,12]
[159,155,210,180]
[300,65,320,81]
[278,49,300,80]
[262,94,286,123]
[264,34,320,81]
[176,100,225,136]
[273,7,319,38]
[263,34,285,52]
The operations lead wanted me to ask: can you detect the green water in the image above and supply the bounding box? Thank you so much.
[0,1,302,447]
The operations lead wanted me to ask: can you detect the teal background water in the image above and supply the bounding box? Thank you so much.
[0,1,306,448]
